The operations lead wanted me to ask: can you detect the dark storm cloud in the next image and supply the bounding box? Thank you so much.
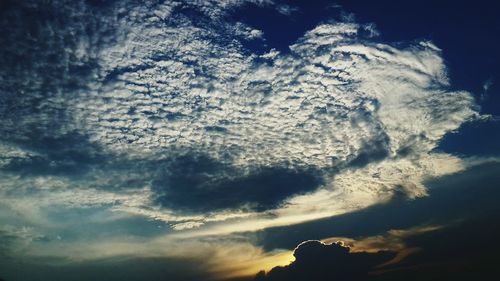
[152,154,324,213]
[255,240,394,281]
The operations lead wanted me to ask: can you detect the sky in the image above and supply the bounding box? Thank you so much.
[0,0,499,280]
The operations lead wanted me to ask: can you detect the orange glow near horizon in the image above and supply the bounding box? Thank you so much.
[213,250,295,280]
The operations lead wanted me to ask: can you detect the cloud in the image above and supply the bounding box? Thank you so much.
[242,161,500,254]
[255,240,394,281]
[481,78,494,102]
[275,4,298,16]
[0,0,490,275]
[255,218,500,281]
[321,225,442,268]
[64,3,476,227]
[151,153,324,212]
[0,229,293,281]
[1,132,105,177]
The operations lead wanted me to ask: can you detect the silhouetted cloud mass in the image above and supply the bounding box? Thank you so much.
[253,162,500,281]
[256,218,500,281]
[255,240,394,281]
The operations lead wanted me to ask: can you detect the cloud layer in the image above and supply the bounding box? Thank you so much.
[0,0,486,276]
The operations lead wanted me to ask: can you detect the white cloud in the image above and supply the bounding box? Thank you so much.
[0,0,489,269]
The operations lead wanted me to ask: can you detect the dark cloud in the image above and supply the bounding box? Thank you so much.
[255,218,500,281]
[152,154,324,213]
[2,134,326,214]
[346,137,390,168]
[256,219,500,281]
[253,162,500,280]
[255,240,394,281]
[250,162,500,251]
[1,132,105,176]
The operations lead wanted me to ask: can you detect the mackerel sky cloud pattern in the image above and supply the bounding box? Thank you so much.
[0,1,490,278]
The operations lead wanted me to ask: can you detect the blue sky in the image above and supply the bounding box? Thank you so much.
[0,1,499,280]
